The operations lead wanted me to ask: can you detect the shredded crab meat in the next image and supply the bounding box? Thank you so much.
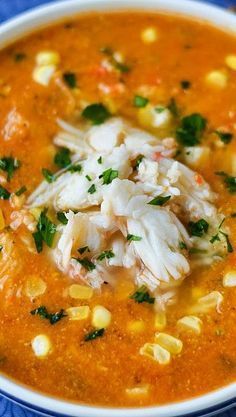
[26,117,229,306]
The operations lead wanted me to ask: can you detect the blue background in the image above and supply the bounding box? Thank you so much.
[0,0,236,416]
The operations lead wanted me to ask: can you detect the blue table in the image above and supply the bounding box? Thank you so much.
[0,0,235,416]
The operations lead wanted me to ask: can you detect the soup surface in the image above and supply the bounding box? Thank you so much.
[0,11,236,408]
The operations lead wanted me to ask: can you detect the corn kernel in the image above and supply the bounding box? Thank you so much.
[24,276,47,297]
[92,305,112,329]
[177,315,202,335]
[31,334,52,358]
[36,51,60,66]
[69,284,93,300]
[155,332,183,355]
[138,104,171,130]
[0,209,5,231]
[126,384,150,396]
[154,311,166,331]
[205,70,228,88]
[183,146,210,167]
[190,291,223,314]
[127,320,145,333]
[140,343,171,365]
[223,270,236,287]
[33,64,56,86]
[225,54,236,70]
[66,306,90,321]
[141,27,158,43]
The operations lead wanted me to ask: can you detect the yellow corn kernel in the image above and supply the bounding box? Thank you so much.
[33,64,56,86]
[36,51,60,66]
[31,334,52,358]
[154,311,167,331]
[223,270,236,287]
[177,315,202,335]
[69,284,93,300]
[205,70,228,88]
[24,276,47,297]
[92,305,112,329]
[190,291,223,314]
[0,209,5,231]
[138,104,171,130]
[66,306,90,321]
[141,27,158,43]
[127,320,145,333]
[183,146,210,168]
[155,332,183,355]
[29,207,42,221]
[126,384,150,396]
[140,343,171,365]
[225,54,236,70]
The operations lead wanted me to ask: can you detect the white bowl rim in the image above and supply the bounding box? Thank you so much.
[0,0,236,416]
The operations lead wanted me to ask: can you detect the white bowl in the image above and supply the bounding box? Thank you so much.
[0,1,235,416]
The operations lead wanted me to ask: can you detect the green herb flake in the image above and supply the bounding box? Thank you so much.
[63,72,77,89]
[215,131,233,144]
[84,328,105,341]
[32,231,43,253]
[86,175,92,181]
[99,168,118,185]
[101,47,130,73]
[0,185,10,200]
[127,234,142,242]
[88,184,96,194]
[33,209,57,252]
[130,285,155,304]
[97,250,115,261]
[15,185,27,196]
[134,155,144,170]
[97,156,103,164]
[148,195,171,206]
[78,246,90,255]
[68,163,82,173]
[14,52,26,62]
[176,113,207,146]
[75,257,96,271]
[42,168,55,183]
[82,103,111,125]
[188,219,209,237]
[167,98,179,117]
[57,212,68,225]
[133,95,149,108]
[0,157,21,181]
[31,306,67,325]
[219,231,233,253]
[155,106,165,113]
[54,147,71,169]
[215,171,236,193]
[180,80,191,89]
[179,241,187,250]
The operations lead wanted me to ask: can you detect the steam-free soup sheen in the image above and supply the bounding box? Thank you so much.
[0,11,236,408]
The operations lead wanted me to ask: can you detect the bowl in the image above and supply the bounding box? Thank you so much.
[0,0,235,416]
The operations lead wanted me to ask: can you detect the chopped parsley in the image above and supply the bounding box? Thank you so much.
[134,155,144,170]
[130,285,155,304]
[0,185,10,200]
[0,157,21,181]
[215,171,236,193]
[180,80,191,89]
[127,234,142,242]
[31,306,67,325]
[148,195,171,206]
[75,257,96,271]
[155,106,165,113]
[63,72,77,89]
[220,231,233,253]
[54,147,71,169]
[176,113,207,146]
[78,246,90,255]
[97,156,103,164]
[56,212,68,225]
[86,175,92,181]
[101,47,130,73]
[133,95,149,108]
[188,219,209,237]
[88,184,96,194]
[210,219,233,252]
[99,168,118,184]
[68,163,82,173]
[42,168,55,183]
[167,98,179,117]
[82,103,111,125]
[15,185,27,196]
[33,209,57,253]
[84,328,105,341]
[14,52,26,62]
[179,241,187,250]
[97,250,115,261]
[214,130,233,144]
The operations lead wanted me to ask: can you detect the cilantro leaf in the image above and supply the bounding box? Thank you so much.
[31,306,67,325]
[56,212,68,225]
[82,103,110,125]
[215,171,236,193]
[88,184,96,194]
[133,95,149,108]
[127,234,142,242]
[42,168,55,183]
[54,147,71,168]
[33,209,57,252]
[167,98,179,117]
[130,285,155,304]
[97,250,115,261]
[148,195,171,206]
[215,131,233,144]
[134,155,144,170]
[0,185,10,200]
[74,257,96,271]
[176,113,207,146]
[180,80,191,89]
[15,185,27,196]
[78,246,90,255]
[188,219,209,237]
[63,72,77,89]
[179,241,187,249]
[99,168,118,184]
[0,157,21,181]
[84,328,105,341]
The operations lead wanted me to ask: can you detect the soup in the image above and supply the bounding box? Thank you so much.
[0,10,236,408]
